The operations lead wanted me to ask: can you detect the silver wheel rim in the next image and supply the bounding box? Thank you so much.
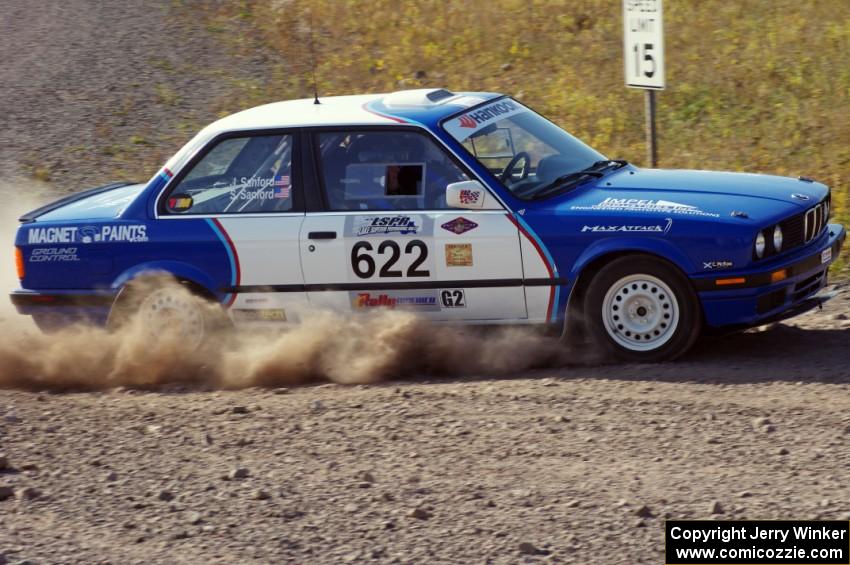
[601,274,679,352]
[138,288,206,350]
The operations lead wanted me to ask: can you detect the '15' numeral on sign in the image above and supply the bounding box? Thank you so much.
[633,43,656,78]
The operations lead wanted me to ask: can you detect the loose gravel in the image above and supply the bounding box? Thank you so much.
[0,286,849,563]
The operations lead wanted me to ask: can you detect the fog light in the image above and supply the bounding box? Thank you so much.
[773,225,783,252]
[14,247,24,280]
[755,231,766,259]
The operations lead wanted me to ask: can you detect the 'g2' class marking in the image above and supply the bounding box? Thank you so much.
[440,289,466,308]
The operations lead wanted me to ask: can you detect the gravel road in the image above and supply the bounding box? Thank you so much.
[1,287,849,564]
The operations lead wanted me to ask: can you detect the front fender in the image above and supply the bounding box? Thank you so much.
[569,237,696,282]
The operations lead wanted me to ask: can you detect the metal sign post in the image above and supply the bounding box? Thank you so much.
[624,0,665,167]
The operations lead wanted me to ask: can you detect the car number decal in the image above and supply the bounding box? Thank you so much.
[350,239,431,279]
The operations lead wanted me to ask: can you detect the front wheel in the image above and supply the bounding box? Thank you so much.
[583,255,701,362]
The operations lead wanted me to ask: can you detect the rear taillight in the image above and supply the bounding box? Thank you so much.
[15,247,25,280]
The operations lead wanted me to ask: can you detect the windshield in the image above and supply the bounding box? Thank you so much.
[443,98,606,199]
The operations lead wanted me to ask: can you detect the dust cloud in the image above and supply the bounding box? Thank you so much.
[0,281,582,391]
[0,177,53,328]
[0,180,589,392]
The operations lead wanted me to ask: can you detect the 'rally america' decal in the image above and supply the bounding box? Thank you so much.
[349,291,440,311]
[444,99,528,142]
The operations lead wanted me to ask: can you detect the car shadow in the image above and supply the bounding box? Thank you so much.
[390,323,850,388]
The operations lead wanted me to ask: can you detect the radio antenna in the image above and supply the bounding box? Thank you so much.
[308,9,320,105]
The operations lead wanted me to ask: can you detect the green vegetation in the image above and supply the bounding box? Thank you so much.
[205,0,850,273]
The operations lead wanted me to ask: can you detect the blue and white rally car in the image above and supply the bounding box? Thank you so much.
[11,89,846,361]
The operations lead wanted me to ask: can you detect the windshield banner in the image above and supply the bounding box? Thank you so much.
[444,99,527,142]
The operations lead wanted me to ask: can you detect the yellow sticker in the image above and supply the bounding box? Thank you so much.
[232,309,287,322]
[259,309,287,322]
[445,243,473,267]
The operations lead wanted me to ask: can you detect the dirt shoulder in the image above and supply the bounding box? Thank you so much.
[0,0,273,188]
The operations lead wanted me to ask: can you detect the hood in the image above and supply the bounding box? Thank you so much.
[551,168,828,226]
[21,182,146,223]
[605,168,827,207]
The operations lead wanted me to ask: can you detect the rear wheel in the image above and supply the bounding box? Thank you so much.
[584,255,701,362]
[108,278,225,350]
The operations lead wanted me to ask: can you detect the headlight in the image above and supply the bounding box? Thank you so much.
[755,231,766,259]
[773,225,783,252]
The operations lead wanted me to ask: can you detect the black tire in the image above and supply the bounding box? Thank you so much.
[583,255,701,362]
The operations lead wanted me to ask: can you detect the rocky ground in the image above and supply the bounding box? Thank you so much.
[1,285,849,564]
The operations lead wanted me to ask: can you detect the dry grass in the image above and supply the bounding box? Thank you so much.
[202,0,850,274]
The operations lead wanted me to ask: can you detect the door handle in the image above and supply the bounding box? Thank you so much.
[308,231,337,240]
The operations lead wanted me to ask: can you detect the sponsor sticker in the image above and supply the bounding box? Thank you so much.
[445,243,473,267]
[441,217,479,235]
[351,215,420,237]
[570,198,720,218]
[459,189,483,207]
[231,309,287,322]
[444,99,528,142]
[167,196,193,211]
[581,218,673,234]
[27,225,148,244]
[703,260,734,270]
[822,248,833,264]
[350,291,439,311]
[28,247,80,263]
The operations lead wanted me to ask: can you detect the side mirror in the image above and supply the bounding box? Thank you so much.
[446,180,499,210]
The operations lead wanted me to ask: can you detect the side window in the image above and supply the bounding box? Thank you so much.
[162,134,295,215]
[317,130,469,211]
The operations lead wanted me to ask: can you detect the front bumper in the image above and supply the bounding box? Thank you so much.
[693,223,845,328]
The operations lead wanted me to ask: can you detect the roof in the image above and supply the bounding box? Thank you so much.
[201,89,503,134]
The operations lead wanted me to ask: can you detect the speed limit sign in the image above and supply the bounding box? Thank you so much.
[624,0,665,90]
